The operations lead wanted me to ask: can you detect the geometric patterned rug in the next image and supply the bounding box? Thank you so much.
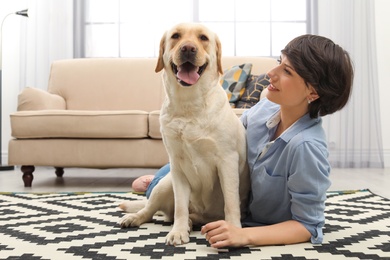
[0,190,389,260]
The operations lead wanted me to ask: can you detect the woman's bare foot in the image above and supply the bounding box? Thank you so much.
[131,175,155,192]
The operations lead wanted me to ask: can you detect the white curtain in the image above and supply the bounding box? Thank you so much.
[22,0,74,91]
[0,1,73,163]
[318,0,384,168]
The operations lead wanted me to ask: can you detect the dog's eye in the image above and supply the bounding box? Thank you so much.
[172,33,180,39]
[200,35,209,41]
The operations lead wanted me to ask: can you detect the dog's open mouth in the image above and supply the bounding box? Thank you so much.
[171,62,208,87]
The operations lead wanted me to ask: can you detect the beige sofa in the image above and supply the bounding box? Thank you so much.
[9,57,277,187]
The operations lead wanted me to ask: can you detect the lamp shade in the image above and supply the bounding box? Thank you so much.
[15,9,29,18]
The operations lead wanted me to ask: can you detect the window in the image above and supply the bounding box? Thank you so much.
[75,0,316,58]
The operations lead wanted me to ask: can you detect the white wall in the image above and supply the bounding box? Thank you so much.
[376,0,390,167]
[1,1,390,167]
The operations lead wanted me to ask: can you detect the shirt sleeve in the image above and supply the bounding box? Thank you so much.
[240,109,248,129]
[287,141,331,244]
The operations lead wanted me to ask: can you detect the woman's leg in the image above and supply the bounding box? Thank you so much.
[146,163,170,198]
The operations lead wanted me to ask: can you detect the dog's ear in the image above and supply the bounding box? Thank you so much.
[155,32,166,73]
[215,34,223,75]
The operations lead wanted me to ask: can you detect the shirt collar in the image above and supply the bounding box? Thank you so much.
[266,110,321,142]
[266,111,281,129]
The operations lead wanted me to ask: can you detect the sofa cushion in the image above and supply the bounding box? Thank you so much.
[148,110,162,139]
[236,73,270,108]
[220,63,252,107]
[10,110,149,139]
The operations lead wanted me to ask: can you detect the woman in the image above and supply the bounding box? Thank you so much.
[132,34,354,248]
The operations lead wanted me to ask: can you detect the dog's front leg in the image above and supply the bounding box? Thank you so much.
[166,169,191,246]
[218,155,242,227]
[119,174,174,227]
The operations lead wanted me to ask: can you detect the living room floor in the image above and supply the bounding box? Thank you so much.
[0,166,390,199]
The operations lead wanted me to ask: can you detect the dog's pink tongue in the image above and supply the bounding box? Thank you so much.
[177,65,199,85]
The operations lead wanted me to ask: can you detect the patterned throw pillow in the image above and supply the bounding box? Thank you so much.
[220,63,252,108]
[236,73,270,108]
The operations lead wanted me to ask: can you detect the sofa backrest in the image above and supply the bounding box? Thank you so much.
[47,57,277,111]
[221,56,277,75]
[48,58,165,111]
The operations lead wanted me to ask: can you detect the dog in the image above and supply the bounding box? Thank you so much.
[118,23,250,246]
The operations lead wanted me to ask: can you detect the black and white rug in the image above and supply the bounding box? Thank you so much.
[0,190,389,260]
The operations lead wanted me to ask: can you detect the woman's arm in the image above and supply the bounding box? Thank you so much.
[201,219,311,248]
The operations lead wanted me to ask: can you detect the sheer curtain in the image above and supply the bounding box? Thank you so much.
[1,1,73,163]
[22,0,74,91]
[318,0,384,168]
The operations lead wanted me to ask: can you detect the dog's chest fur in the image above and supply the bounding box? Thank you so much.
[160,91,228,186]
[161,109,219,159]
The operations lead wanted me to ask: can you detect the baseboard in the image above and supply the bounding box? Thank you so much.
[0,153,14,171]
[0,153,12,168]
[1,153,8,166]
[383,149,390,168]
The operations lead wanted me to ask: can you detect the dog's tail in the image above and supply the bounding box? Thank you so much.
[118,200,147,213]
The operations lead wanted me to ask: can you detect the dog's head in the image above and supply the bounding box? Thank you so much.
[155,23,223,87]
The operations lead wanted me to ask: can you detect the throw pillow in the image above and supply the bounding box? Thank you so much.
[220,63,252,108]
[236,73,270,108]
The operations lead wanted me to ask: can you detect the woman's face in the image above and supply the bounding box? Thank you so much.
[266,55,317,110]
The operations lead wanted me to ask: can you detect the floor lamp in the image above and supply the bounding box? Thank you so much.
[0,9,28,171]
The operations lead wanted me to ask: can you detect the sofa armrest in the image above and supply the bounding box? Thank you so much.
[17,87,66,111]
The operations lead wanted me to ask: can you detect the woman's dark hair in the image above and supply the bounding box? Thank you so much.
[281,34,354,118]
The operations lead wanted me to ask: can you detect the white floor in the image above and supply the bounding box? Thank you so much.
[0,166,390,199]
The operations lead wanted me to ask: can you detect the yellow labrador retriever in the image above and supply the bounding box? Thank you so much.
[119,23,249,246]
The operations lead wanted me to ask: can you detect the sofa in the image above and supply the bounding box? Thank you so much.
[8,57,277,187]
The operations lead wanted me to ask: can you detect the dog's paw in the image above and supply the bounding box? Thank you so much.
[118,213,145,228]
[165,229,190,246]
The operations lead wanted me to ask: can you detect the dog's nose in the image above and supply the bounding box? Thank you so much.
[181,43,197,58]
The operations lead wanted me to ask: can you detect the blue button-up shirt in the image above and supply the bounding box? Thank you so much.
[241,98,331,244]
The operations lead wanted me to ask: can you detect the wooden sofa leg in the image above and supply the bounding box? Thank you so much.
[21,165,35,187]
[55,167,64,177]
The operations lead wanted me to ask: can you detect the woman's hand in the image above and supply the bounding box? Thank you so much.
[201,220,248,248]
[201,219,311,248]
